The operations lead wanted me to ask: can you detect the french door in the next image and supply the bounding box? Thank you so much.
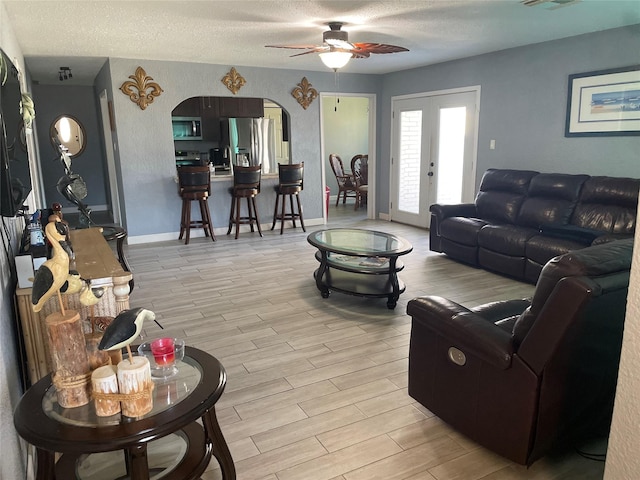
[390,89,479,227]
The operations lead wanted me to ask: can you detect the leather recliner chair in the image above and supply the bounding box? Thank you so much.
[407,238,633,465]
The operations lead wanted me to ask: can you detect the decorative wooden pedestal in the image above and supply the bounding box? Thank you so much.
[46,310,91,408]
[85,332,112,370]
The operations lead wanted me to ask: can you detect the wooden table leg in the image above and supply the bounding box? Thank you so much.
[315,251,330,298]
[127,443,150,480]
[202,407,236,479]
[35,448,55,480]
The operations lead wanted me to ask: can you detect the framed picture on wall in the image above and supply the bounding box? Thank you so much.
[565,65,640,137]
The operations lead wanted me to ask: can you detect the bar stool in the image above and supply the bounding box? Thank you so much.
[177,166,215,245]
[227,165,263,239]
[271,162,305,235]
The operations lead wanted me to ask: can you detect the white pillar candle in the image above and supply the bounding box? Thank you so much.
[117,356,153,417]
[91,365,120,416]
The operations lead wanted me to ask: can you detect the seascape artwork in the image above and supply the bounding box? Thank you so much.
[591,89,640,114]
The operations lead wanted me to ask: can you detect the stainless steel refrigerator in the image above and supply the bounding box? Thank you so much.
[228,117,276,174]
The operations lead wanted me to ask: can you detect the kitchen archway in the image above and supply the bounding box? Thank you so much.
[171,96,290,176]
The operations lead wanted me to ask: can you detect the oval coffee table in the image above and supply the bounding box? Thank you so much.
[13,346,235,480]
[307,228,413,309]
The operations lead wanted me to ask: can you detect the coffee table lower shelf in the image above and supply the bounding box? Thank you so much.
[313,268,406,309]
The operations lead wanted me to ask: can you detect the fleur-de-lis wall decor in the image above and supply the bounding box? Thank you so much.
[291,77,318,110]
[221,67,246,95]
[119,66,164,110]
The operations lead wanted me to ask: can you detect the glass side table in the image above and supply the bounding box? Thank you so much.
[14,346,235,480]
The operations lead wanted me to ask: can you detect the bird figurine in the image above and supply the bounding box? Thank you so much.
[31,220,70,313]
[59,269,84,312]
[60,270,83,295]
[79,279,106,333]
[98,307,163,362]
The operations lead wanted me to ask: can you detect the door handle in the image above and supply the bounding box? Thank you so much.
[427,172,434,177]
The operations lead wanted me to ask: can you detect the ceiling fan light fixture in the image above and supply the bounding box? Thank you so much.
[319,50,352,70]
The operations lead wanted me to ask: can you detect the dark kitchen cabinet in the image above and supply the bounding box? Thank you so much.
[172,97,201,117]
[217,97,264,117]
[171,97,265,144]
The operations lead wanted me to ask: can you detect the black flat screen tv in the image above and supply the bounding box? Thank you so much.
[0,49,31,217]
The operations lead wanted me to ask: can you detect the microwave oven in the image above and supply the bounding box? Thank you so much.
[172,117,202,141]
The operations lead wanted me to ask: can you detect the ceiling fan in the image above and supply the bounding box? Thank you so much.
[266,22,409,70]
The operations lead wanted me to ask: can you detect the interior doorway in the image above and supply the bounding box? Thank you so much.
[320,93,376,221]
[390,87,479,228]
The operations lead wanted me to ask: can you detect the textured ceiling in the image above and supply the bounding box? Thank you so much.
[3,0,640,85]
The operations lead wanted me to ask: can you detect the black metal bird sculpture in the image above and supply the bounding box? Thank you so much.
[31,220,70,313]
[98,308,163,361]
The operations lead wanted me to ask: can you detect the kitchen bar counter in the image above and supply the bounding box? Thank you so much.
[174,171,285,236]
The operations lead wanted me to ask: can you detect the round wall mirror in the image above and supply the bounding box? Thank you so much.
[50,115,86,157]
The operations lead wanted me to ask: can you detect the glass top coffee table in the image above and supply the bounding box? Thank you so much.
[307,228,413,309]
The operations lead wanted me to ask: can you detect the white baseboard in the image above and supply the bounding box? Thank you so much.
[379,212,390,221]
[127,217,326,245]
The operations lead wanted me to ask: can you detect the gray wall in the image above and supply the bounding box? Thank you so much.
[377,25,640,213]
[32,84,109,211]
[106,59,381,238]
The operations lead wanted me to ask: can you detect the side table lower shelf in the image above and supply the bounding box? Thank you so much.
[55,421,211,480]
[313,268,406,309]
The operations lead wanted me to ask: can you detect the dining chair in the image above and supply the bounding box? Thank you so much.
[227,165,263,239]
[328,154,357,206]
[271,162,305,234]
[177,165,215,245]
[351,154,368,210]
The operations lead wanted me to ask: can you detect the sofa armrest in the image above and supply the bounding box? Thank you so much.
[429,203,478,252]
[430,203,478,221]
[471,298,531,323]
[407,296,515,370]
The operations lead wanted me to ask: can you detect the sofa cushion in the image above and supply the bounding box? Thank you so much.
[479,169,539,194]
[516,173,589,229]
[538,224,601,244]
[525,234,589,265]
[478,224,539,256]
[512,238,634,345]
[441,239,480,265]
[440,217,488,246]
[475,169,538,224]
[571,176,640,234]
[478,248,526,278]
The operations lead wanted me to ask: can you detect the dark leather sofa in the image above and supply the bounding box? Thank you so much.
[429,169,639,283]
[407,238,633,465]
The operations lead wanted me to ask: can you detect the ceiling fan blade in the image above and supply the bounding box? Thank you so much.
[289,49,327,57]
[351,50,371,59]
[353,43,409,55]
[265,44,321,50]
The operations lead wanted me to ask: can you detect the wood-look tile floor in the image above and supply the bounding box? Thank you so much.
[125,205,607,480]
